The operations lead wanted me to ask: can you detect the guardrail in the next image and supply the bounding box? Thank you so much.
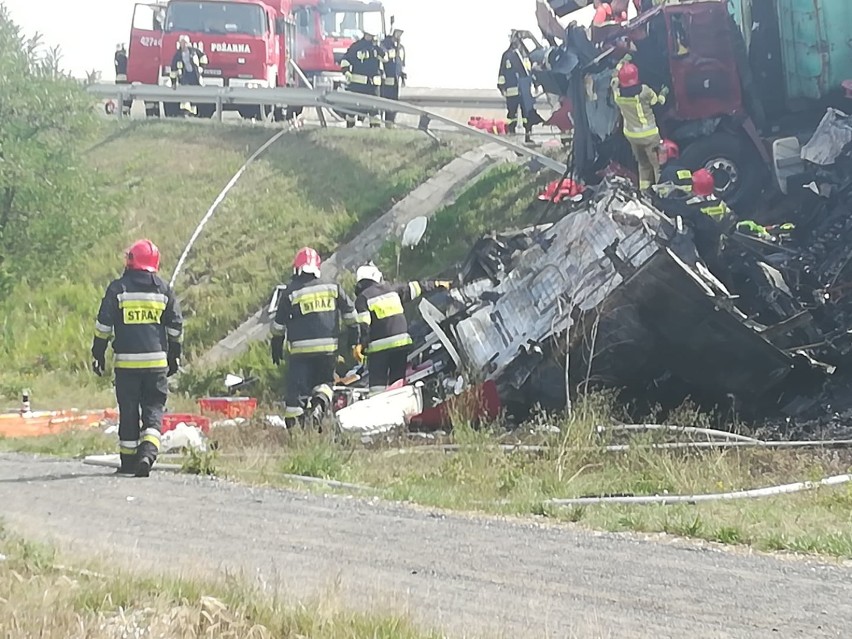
[86,83,506,113]
[85,84,565,174]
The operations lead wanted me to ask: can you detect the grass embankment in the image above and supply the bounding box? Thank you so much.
[0,527,436,639]
[0,121,473,407]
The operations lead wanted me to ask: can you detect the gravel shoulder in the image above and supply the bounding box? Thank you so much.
[1,453,851,638]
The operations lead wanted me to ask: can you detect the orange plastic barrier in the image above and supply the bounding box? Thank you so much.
[0,409,117,439]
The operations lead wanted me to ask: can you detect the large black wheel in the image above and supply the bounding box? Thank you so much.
[680,132,765,211]
[162,101,181,118]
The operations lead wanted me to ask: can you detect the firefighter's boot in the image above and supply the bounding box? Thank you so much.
[117,452,138,475]
[135,441,158,478]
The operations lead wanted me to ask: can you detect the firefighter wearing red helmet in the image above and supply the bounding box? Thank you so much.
[270,247,358,425]
[612,59,668,190]
[657,139,693,197]
[91,239,183,477]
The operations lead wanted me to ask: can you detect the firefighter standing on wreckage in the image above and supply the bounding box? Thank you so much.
[341,29,385,128]
[353,262,450,394]
[170,35,208,116]
[612,59,668,191]
[91,240,183,477]
[270,248,358,425]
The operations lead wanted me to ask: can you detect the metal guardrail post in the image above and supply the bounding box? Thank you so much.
[216,94,223,122]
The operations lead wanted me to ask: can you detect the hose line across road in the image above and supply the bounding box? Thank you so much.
[1,454,851,638]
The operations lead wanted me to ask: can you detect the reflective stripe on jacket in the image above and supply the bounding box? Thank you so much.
[271,275,357,355]
[497,47,531,97]
[613,84,662,140]
[380,36,405,84]
[355,280,433,353]
[341,38,384,86]
[92,271,183,372]
[686,195,731,220]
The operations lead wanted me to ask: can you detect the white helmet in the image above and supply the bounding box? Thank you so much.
[356,262,383,284]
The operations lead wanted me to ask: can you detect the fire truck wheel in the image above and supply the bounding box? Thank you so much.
[238,105,272,121]
[680,132,764,211]
[196,104,217,119]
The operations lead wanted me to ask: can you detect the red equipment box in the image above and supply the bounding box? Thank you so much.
[197,397,258,419]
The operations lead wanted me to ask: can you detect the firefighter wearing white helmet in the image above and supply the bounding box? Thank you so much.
[170,35,207,116]
[353,262,451,394]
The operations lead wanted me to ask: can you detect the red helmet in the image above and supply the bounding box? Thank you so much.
[293,247,321,276]
[692,169,716,197]
[125,239,160,273]
[661,139,680,162]
[617,62,640,88]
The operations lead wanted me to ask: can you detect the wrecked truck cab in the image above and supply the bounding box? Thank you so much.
[407,177,843,425]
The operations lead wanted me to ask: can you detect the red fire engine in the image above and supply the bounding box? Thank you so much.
[124,0,385,118]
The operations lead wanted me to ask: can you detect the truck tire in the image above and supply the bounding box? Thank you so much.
[196,104,217,119]
[680,132,764,211]
[238,105,272,121]
[163,102,181,118]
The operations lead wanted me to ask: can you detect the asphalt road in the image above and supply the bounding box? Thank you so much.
[2,453,851,638]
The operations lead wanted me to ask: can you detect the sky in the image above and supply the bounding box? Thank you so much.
[1,0,594,89]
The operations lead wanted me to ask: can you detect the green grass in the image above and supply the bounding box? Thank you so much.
[0,120,474,406]
[177,396,852,559]
[0,430,114,458]
[377,162,548,280]
[0,526,439,639]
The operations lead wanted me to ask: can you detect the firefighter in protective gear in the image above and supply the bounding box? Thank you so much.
[354,262,451,394]
[656,139,692,198]
[114,44,132,116]
[91,240,183,477]
[497,32,543,143]
[170,35,207,116]
[271,248,358,424]
[380,28,406,128]
[612,61,667,190]
[675,169,733,274]
[341,30,385,128]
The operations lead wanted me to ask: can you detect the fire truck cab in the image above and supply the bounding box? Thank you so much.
[291,0,386,89]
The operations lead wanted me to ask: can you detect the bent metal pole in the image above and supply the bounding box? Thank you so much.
[169,127,290,288]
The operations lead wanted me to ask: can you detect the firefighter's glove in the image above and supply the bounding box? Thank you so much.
[271,336,285,366]
[434,280,452,290]
[167,356,180,377]
[352,345,365,364]
[344,71,352,84]
[91,341,107,377]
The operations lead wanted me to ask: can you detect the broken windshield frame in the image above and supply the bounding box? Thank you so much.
[165,1,267,37]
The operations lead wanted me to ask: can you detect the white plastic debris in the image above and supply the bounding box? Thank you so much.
[160,422,207,453]
[336,385,423,437]
[265,415,289,429]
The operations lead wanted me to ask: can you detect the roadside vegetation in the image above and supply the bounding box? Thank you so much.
[0,527,438,639]
[202,400,852,559]
[1,108,473,407]
[7,396,849,559]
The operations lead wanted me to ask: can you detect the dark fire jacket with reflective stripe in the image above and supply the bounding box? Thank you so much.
[497,47,531,98]
[340,38,385,86]
[355,280,435,353]
[380,36,405,85]
[685,195,731,220]
[660,162,693,191]
[271,275,357,355]
[93,271,183,371]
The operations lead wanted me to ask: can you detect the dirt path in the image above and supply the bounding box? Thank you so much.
[2,453,850,638]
